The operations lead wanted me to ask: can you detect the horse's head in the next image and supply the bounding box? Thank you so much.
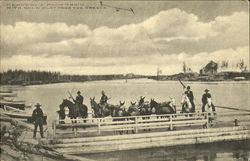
[150,98,158,108]
[131,101,136,106]
[112,101,126,117]
[138,96,145,106]
[169,97,177,113]
[207,98,212,107]
[181,94,191,104]
[60,99,73,108]
[119,101,125,106]
[169,97,176,107]
[90,97,97,108]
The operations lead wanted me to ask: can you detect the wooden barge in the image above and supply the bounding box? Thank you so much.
[43,110,250,155]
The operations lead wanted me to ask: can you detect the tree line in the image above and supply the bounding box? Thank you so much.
[0,70,126,85]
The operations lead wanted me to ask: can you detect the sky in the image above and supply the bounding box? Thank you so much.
[0,0,249,75]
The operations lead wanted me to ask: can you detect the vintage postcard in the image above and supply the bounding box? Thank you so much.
[0,0,249,161]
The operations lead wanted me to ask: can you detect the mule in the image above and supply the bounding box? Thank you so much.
[138,96,151,116]
[90,97,115,118]
[150,99,176,115]
[127,102,140,116]
[112,101,127,118]
[112,101,134,134]
[90,97,101,118]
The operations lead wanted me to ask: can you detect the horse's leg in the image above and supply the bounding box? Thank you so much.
[71,119,74,131]
[73,117,78,132]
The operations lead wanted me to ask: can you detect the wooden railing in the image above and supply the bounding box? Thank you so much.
[52,111,250,138]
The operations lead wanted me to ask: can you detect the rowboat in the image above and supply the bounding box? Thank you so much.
[0,105,47,124]
[0,93,17,97]
[0,101,26,110]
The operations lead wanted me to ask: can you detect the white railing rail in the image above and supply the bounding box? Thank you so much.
[52,111,250,138]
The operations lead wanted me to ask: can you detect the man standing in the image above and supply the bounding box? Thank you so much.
[184,86,195,112]
[32,103,44,138]
[202,89,215,112]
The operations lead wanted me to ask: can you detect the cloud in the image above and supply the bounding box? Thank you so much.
[2,9,248,58]
[1,46,248,75]
[142,8,215,39]
[0,9,248,74]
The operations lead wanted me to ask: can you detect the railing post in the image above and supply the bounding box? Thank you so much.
[97,118,101,135]
[74,126,77,137]
[234,119,239,126]
[135,116,138,133]
[169,115,173,130]
[52,120,56,138]
[206,112,210,128]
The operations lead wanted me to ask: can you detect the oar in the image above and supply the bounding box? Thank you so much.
[215,105,250,112]
[178,79,186,89]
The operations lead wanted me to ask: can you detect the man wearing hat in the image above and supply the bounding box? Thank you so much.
[72,91,84,114]
[73,91,84,105]
[32,103,44,138]
[184,86,195,112]
[202,89,215,112]
[100,90,109,105]
[99,90,109,113]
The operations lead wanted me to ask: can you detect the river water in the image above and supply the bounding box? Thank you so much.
[3,79,250,161]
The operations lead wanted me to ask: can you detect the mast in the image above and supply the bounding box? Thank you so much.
[156,67,162,80]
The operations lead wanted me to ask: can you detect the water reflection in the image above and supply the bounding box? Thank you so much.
[83,140,250,161]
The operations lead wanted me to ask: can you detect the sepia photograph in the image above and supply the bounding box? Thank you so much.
[0,0,249,160]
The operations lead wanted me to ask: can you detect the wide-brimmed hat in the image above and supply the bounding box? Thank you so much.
[205,89,209,92]
[35,103,42,107]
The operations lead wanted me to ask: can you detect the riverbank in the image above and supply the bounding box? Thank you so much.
[0,113,94,161]
[148,71,250,82]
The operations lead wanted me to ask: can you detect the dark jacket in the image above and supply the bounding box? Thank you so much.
[74,95,83,104]
[185,90,194,101]
[32,108,44,123]
[100,95,108,104]
[202,93,212,104]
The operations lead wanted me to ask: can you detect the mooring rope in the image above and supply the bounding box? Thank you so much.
[215,106,250,112]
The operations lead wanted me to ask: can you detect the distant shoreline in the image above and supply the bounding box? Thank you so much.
[1,70,249,86]
[1,77,249,87]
